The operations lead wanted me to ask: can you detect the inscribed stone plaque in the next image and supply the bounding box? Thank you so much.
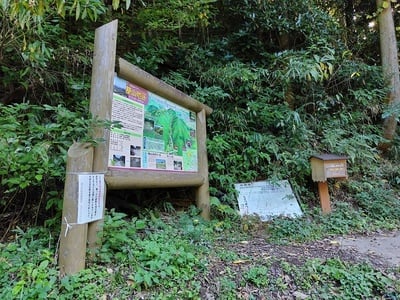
[235,180,302,221]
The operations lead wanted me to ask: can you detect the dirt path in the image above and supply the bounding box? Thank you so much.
[219,231,400,271]
[200,231,400,299]
[339,230,400,268]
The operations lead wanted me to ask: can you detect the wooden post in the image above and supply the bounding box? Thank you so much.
[195,109,210,220]
[310,154,348,214]
[59,143,93,276]
[86,21,212,250]
[87,20,118,255]
[318,181,331,214]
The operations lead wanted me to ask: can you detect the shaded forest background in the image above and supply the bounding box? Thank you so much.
[1,0,400,238]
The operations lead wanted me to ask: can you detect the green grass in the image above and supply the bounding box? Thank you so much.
[0,206,399,299]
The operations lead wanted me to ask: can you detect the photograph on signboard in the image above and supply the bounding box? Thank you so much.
[108,75,198,172]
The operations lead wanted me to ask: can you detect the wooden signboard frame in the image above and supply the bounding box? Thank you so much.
[107,57,212,190]
[87,20,212,247]
[59,20,212,275]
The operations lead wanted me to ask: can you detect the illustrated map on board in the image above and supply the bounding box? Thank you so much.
[108,75,198,172]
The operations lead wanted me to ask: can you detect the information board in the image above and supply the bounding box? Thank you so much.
[108,75,198,172]
[235,180,302,221]
[77,174,105,224]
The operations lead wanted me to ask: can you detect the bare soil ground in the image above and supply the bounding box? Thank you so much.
[200,230,400,299]
[339,230,400,267]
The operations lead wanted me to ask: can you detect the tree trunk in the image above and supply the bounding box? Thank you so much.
[377,0,400,150]
[344,0,354,46]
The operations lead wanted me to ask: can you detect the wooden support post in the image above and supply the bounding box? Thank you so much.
[59,143,93,276]
[195,109,210,220]
[317,181,331,214]
[87,20,118,256]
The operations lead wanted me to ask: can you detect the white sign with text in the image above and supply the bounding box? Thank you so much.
[77,174,105,224]
[235,180,302,221]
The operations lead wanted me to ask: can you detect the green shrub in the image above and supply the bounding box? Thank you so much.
[349,180,400,227]
[0,227,58,300]
[243,265,270,287]
[98,210,207,295]
[0,103,101,230]
[302,259,396,299]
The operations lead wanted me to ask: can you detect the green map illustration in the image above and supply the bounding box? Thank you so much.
[144,94,197,157]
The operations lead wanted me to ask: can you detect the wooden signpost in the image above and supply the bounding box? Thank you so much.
[59,20,212,275]
[310,154,348,213]
[59,143,93,276]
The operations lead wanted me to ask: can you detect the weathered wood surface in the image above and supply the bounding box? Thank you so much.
[88,19,118,255]
[318,181,331,214]
[106,170,204,189]
[195,109,210,220]
[59,143,93,276]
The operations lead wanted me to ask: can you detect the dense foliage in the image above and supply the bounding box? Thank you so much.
[1,0,400,292]
[2,0,400,229]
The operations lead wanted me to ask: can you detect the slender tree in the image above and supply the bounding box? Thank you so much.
[377,0,400,150]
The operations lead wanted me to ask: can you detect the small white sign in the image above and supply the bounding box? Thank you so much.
[235,180,302,221]
[77,174,105,224]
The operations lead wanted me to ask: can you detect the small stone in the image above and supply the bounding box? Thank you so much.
[292,291,309,299]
